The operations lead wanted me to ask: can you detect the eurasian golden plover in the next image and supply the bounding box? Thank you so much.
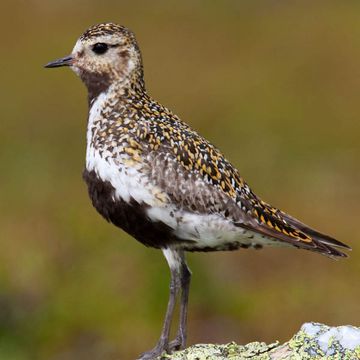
[45,23,350,360]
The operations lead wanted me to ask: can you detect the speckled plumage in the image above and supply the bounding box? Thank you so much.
[45,22,350,359]
[75,23,349,257]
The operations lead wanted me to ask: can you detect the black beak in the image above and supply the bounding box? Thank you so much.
[44,55,73,68]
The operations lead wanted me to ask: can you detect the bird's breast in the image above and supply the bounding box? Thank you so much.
[82,167,179,248]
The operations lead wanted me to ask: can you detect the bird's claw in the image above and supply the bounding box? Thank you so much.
[168,334,186,352]
[138,334,186,360]
[138,341,168,360]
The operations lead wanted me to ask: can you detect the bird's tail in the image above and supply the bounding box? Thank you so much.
[278,211,351,258]
[240,196,351,259]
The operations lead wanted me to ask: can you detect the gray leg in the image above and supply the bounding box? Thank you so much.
[169,253,191,351]
[138,249,183,360]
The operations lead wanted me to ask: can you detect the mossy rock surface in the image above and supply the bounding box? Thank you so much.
[160,322,360,360]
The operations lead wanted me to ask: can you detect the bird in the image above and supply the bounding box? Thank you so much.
[45,22,351,359]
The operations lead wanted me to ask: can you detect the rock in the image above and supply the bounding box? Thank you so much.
[161,322,360,359]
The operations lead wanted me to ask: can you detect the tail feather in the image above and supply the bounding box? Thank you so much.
[238,199,351,259]
[241,221,349,259]
[279,211,351,251]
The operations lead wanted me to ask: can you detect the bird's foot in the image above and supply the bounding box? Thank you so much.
[138,334,186,360]
[138,340,168,360]
[168,333,186,352]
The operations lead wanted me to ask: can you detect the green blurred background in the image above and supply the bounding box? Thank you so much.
[1,1,359,359]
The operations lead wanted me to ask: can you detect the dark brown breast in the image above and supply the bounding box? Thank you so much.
[82,168,181,249]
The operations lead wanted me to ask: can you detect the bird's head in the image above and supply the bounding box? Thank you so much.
[45,23,145,99]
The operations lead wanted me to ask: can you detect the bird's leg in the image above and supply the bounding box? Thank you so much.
[168,253,191,352]
[138,249,182,360]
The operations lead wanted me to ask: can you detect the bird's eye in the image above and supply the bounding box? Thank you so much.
[92,43,109,55]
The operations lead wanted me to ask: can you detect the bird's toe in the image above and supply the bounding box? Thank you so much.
[138,341,168,360]
[168,334,186,352]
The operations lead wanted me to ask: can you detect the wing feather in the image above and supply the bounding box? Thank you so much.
[138,110,349,258]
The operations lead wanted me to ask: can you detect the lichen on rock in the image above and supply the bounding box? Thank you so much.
[280,322,360,360]
[161,323,360,360]
[161,341,278,360]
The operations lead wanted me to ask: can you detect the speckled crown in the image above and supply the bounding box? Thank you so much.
[80,22,129,40]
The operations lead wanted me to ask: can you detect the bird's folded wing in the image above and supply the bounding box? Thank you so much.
[144,125,349,258]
